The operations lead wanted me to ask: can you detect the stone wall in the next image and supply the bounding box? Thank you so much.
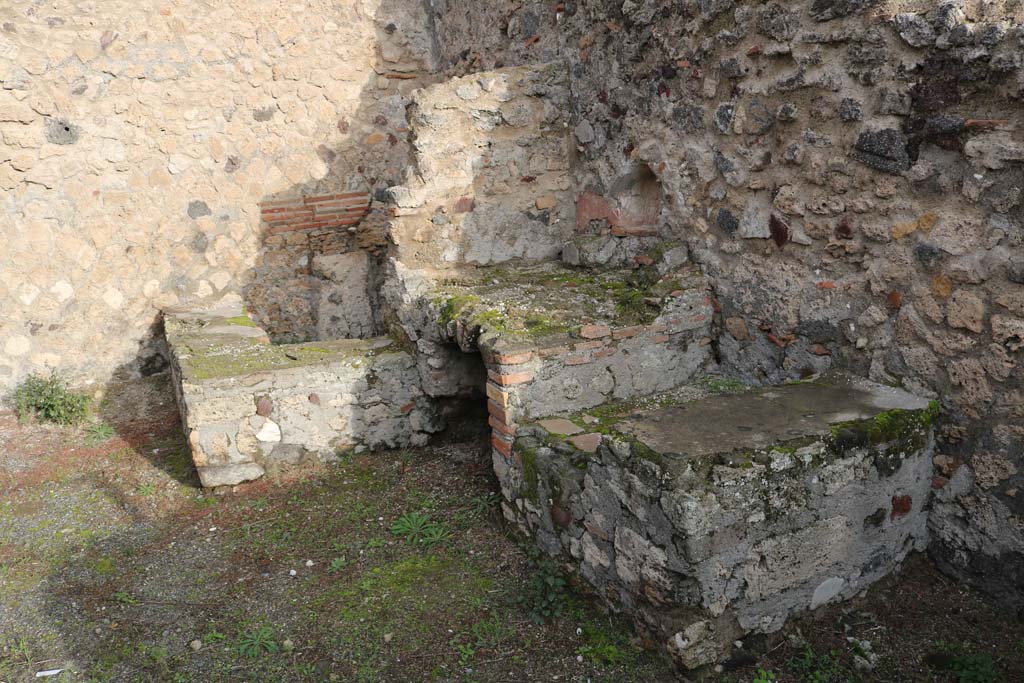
[388,61,574,268]
[428,0,1024,608]
[0,0,435,387]
[505,375,936,668]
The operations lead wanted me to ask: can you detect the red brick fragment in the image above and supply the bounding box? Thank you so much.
[487,399,510,424]
[891,495,913,520]
[256,396,272,417]
[491,433,513,457]
[612,326,641,340]
[577,325,606,337]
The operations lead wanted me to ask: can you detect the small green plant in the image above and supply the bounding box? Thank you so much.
[329,557,347,573]
[469,613,514,650]
[575,619,636,666]
[85,421,115,444]
[788,646,856,683]
[577,640,630,666]
[204,630,227,643]
[390,511,450,547]
[114,591,139,605]
[137,482,156,496]
[391,512,432,542]
[398,449,415,468]
[951,654,1002,683]
[456,642,476,666]
[450,615,514,668]
[421,523,452,548]
[10,373,90,425]
[753,669,778,683]
[4,637,35,671]
[94,557,116,576]
[516,548,568,624]
[236,626,279,658]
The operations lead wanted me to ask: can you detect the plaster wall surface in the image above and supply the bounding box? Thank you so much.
[0,0,435,385]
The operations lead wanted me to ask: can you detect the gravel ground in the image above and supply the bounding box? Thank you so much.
[0,374,1020,683]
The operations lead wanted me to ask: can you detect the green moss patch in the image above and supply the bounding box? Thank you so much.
[222,315,258,328]
[432,261,704,343]
[181,339,388,380]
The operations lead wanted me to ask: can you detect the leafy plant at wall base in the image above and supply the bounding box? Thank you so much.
[11,373,90,425]
[752,669,778,683]
[469,493,499,516]
[926,642,1004,683]
[516,548,568,624]
[788,646,857,683]
[950,654,1003,683]
[421,524,451,548]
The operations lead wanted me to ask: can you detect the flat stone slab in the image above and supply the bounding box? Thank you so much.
[615,374,932,460]
[537,418,583,435]
[165,307,395,382]
[568,432,601,452]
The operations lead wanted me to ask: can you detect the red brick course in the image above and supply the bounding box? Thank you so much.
[260,192,371,235]
[485,350,534,365]
[489,415,516,437]
[579,324,611,339]
[486,382,512,409]
[487,369,535,386]
[487,399,511,424]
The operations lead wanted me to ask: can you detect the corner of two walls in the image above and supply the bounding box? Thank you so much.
[428,0,1024,609]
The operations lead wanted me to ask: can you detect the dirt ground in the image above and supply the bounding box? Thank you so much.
[1,375,1021,683]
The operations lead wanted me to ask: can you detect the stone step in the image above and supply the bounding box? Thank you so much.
[496,372,937,669]
[165,305,439,488]
[386,258,718,453]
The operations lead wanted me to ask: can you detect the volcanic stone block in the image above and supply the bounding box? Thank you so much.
[852,128,910,174]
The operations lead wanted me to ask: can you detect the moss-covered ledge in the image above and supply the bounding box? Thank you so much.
[429,259,711,351]
[514,373,938,483]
